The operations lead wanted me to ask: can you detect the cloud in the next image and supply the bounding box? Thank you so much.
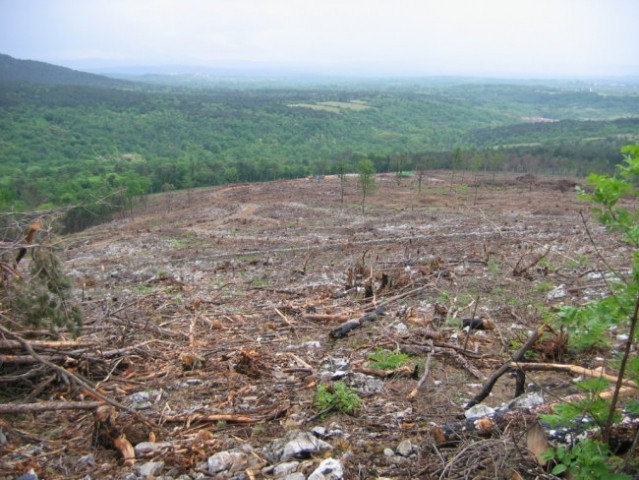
[1,0,637,76]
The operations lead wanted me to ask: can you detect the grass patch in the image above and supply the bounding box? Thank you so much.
[367,348,411,370]
[314,381,361,416]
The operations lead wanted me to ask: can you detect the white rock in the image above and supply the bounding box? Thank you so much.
[547,285,568,300]
[134,441,173,457]
[396,439,414,457]
[283,473,306,480]
[273,460,300,477]
[207,445,262,474]
[136,460,164,478]
[311,426,327,438]
[464,404,495,420]
[389,322,409,336]
[508,391,545,410]
[308,458,344,480]
[282,432,333,461]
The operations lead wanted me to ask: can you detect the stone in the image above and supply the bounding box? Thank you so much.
[15,469,38,480]
[383,448,395,457]
[396,439,413,457]
[283,474,306,480]
[134,441,173,457]
[388,322,409,336]
[464,404,495,420]
[311,426,327,438]
[282,432,333,461]
[308,458,344,480]
[76,453,95,468]
[508,390,545,410]
[207,445,263,474]
[273,460,300,477]
[136,460,164,477]
[128,389,165,410]
[350,373,384,395]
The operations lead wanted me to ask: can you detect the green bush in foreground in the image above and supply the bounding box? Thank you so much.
[543,145,639,478]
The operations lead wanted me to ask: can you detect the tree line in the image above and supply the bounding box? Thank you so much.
[1,80,637,229]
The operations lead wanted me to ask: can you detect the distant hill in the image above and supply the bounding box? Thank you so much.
[0,53,131,87]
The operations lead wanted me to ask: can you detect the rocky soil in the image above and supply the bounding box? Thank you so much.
[1,171,632,479]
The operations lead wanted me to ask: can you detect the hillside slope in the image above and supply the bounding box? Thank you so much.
[0,53,130,87]
[2,173,633,479]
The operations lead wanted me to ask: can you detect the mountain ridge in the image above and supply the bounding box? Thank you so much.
[0,53,132,88]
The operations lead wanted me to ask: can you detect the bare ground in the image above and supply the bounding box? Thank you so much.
[1,171,632,479]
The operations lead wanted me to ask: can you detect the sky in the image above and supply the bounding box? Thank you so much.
[0,0,638,78]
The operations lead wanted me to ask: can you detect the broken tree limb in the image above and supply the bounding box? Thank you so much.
[451,351,485,381]
[512,244,551,278]
[408,352,433,400]
[303,313,349,323]
[400,342,485,380]
[365,284,431,312]
[329,284,432,339]
[465,323,548,409]
[353,364,415,379]
[0,339,98,350]
[507,362,638,390]
[329,306,386,339]
[162,404,288,425]
[0,400,101,414]
[0,353,67,365]
[0,321,139,416]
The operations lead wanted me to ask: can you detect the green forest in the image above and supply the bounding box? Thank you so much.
[1,53,638,230]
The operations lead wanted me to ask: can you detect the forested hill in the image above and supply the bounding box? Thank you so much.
[1,55,638,228]
[0,53,129,88]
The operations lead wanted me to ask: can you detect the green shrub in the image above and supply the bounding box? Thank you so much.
[314,381,361,416]
[367,348,411,370]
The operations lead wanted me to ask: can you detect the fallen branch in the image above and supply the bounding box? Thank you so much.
[329,284,432,339]
[329,306,386,339]
[465,323,548,409]
[0,321,140,416]
[508,362,638,390]
[353,364,415,379]
[451,350,485,381]
[0,339,97,350]
[303,313,349,323]
[408,352,433,400]
[0,353,67,365]
[512,245,551,278]
[0,400,101,414]
[163,405,288,425]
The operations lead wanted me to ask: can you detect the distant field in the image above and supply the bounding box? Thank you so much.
[287,100,372,113]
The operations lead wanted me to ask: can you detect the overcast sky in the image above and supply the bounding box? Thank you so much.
[1,0,637,78]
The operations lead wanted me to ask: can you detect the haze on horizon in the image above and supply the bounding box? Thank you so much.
[1,0,638,79]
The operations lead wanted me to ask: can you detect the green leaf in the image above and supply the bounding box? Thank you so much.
[551,464,568,475]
